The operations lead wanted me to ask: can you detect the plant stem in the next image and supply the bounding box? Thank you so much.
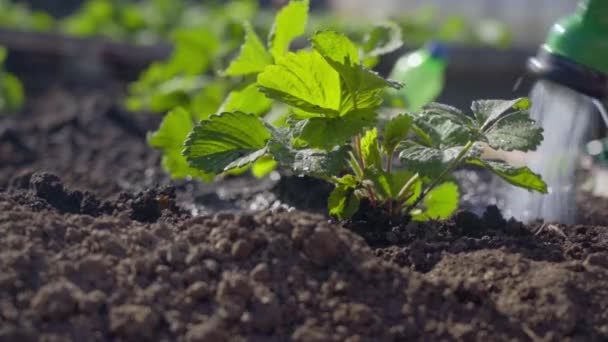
[366,184,377,207]
[397,173,420,200]
[386,150,394,174]
[406,140,475,211]
[353,135,364,169]
[352,135,378,207]
[348,152,364,178]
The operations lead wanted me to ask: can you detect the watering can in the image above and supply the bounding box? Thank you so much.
[529,0,608,196]
[528,0,608,99]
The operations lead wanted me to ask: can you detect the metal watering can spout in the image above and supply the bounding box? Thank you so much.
[528,0,608,99]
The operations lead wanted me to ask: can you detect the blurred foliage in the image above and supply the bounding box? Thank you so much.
[0,0,55,32]
[309,6,511,48]
[0,47,24,113]
[0,0,510,118]
[125,0,260,114]
[60,0,263,45]
[0,0,511,48]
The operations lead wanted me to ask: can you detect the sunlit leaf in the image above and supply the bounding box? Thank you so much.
[412,182,459,221]
[184,111,271,173]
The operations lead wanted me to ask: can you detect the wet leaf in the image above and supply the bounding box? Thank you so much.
[468,158,547,193]
[398,141,476,177]
[471,97,531,129]
[484,111,543,152]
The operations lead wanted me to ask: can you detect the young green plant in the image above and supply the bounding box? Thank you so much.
[181,30,547,221]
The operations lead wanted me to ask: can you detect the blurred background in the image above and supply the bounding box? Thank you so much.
[0,0,578,108]
[331,0,576,47]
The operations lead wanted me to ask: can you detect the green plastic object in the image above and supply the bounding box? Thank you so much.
[544,0,608,75]
[388,43,447,112]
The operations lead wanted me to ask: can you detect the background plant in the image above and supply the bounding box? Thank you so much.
[0,0,54,32]
[0,47,24,114]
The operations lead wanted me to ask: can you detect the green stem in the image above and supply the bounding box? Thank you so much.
[353,135,364,169]
[386,149,394,174]
[406,140,475,212]
[397,173,420,200]
[348,152,364,178]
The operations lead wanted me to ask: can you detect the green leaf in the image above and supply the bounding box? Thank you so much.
[290,148,347,177]
[219,83,273,116]
[148,108,212,180]
[0,48,6,64]
[268,0,309,60]
[190,81,228,121]
[292,109,377,149]
[423,103,472,126]
[310,30,360,65]
[398,141,477,176]
[168,28,219,76]
[413,109,472,148]
[328,175,360,220]
[335,174,359,188]
[311,31,401,113]
[411,123,434,147]
[468,158,547,193]
[160,150,214,181]
[252,156,278,178]
[224,147,269,171]
[258,50,341,116]
[149,107,194,149]
[391,171,422,204]
[184,111,271,174]
[360,128,382,170]
[471,98,531,129]
[1,73,24,112]
[362,21,404,58]
[412,182,459,221]
[224,22,272,76]
[367,168,420,202]
[383,114,413,154]
[484,111,543,152]
[339,88,385,114]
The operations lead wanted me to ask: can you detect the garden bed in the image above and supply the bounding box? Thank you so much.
[1,79,608,341]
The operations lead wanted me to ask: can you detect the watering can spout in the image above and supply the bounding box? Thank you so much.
[528,0,608,99]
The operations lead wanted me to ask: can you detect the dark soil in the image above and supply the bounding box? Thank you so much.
[2,72,608,340]
[1,182,608,341]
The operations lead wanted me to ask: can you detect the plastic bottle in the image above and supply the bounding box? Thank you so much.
[388,42,448,112]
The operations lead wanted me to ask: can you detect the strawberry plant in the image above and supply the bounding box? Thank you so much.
[0,47,24,114]
[146,0,405,180]
[179,29,546,221]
